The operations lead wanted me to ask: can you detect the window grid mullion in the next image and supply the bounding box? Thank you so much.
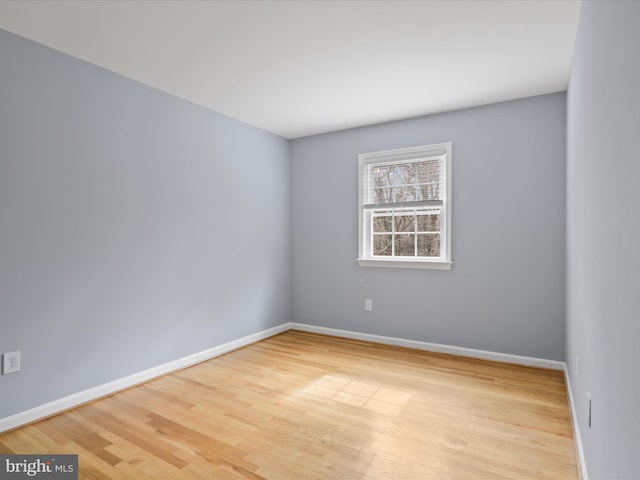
[371,208,441,257]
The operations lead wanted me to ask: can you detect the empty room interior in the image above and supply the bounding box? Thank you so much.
[0,1,638,479]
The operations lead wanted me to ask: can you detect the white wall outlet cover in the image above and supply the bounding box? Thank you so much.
[365,299,373,311]
[2,351,21,374]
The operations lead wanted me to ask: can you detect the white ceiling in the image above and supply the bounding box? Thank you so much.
[0,0,581,139]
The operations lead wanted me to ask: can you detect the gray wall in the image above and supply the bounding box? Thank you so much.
[0,29,290,419]
[291,93,566,360]
[566,2,640,478]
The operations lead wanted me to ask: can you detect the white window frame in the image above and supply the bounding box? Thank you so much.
[357,142,452,270]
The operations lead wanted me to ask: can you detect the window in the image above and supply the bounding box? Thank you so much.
[357,143,452,270]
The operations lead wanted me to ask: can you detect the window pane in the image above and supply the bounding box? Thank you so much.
[417,234,440,257]
[373,215,392,233]
[373,235,392,256]
[371,159,442,204]
[394,234,415,256]
[417,213,440,232]
[394,213,415,233]
[415,160,441,200]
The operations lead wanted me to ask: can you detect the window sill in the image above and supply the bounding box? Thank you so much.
[356,258,452,270]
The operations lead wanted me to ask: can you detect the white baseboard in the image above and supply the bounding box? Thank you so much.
[1,321,567,434]
[0,323,290,434]
[289,323,565,370]
[564,366,589,480]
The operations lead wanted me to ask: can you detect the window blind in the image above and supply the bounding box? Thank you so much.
[362,155,446,209]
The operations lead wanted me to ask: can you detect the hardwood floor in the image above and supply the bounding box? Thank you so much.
[0,330,578,479]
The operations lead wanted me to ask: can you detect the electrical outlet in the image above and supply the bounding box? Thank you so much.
[2,351,21,375]
[365,299,373,312]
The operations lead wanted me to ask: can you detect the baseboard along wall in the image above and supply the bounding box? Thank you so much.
[0,323,290,434]
[564,366,589,480]
[0,321,586,480]
[289,323,565,370]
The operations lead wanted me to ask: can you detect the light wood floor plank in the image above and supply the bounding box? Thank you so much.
[0,330,578,479]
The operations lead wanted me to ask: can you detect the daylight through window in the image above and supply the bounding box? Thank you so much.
[358,143,452,269]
